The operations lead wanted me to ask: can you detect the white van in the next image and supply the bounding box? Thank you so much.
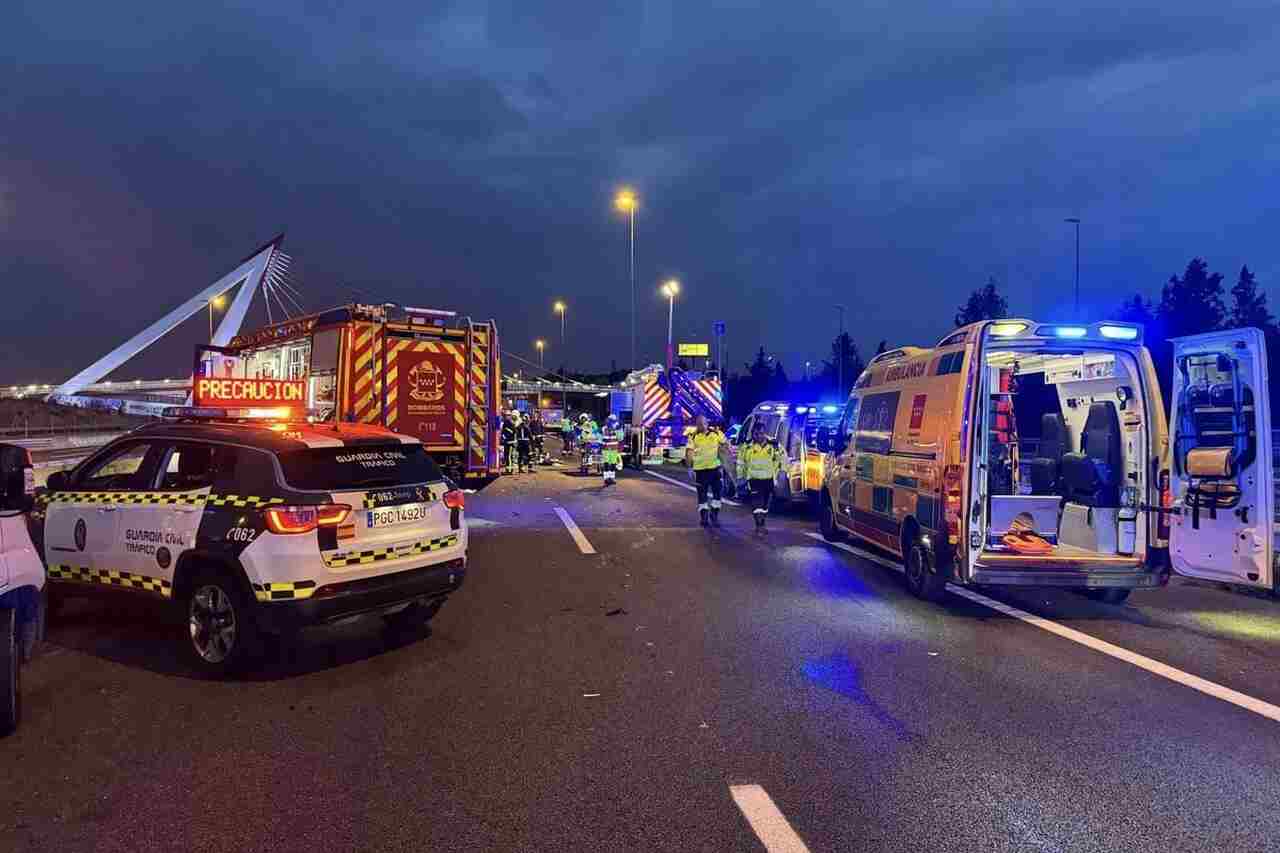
[820,320,1274,603]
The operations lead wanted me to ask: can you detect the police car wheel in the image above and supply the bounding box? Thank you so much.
[905,541,947,602]
[0,608,18,736]
[185,570,259,674]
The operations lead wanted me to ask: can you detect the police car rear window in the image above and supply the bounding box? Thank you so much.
[278,444,443,490]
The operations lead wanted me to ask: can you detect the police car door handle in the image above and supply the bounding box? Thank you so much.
[98,506,118,513]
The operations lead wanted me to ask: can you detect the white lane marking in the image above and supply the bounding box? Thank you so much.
[729,785,811,853]
[645,469,741,506]
[553,506,597,554]
[802,531,1280,725]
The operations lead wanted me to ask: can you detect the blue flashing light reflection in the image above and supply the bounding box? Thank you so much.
[1098,324,1139,340]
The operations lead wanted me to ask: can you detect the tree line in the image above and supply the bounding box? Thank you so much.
[721,258,1277,421]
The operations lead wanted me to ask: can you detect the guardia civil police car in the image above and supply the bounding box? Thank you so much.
[31,410,467,674]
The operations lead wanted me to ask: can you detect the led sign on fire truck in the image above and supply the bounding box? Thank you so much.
[193,377,306,408]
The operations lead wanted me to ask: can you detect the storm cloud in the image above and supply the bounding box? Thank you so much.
[3,0,1279,381]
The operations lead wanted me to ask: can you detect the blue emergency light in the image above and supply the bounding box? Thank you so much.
[1098,324,1139,340]
[822,405,839,414]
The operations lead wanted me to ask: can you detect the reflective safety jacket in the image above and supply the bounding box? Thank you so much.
[738,441,784,481]
[687,429,725,470]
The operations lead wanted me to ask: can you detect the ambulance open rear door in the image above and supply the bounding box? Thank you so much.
[1168,327,1275,592]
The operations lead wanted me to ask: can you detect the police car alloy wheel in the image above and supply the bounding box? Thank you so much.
[184,570,258,673]
[0,608,18,735]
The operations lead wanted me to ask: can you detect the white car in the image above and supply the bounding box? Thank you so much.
[32,415,468,675]
[1,443,42,734]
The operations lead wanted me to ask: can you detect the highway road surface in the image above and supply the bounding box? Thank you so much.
[5,443,1280,852]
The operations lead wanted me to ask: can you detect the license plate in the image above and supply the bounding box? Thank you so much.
[366,503,432,528]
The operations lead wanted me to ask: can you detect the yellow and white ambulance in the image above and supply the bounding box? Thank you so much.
[819,320,1274,603]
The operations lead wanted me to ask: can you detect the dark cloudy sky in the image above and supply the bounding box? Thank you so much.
[4,1,1280,384]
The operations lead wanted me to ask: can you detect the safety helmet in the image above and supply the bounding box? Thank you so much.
[579,413,590,423]
[606,413,619,425]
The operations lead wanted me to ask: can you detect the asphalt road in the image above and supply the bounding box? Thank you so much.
[5,446,1280,852]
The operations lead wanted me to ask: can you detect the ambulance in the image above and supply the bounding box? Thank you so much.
[819,320,1274,603]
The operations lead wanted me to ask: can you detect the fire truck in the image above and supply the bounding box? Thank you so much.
[617,365,723,465]
[208,304,502,481]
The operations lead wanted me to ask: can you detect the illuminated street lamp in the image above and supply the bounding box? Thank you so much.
[535,339,545,370]
[209,294,226,342]
[613,187,638,369]
[553,301,567,412]
[661,279,680,372]
[553,300,567,349]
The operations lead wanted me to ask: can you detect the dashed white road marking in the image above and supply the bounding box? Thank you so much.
[552,506,597,554]
[802,532,1280,725]
[729,784,811,853]
[644,469,741,506]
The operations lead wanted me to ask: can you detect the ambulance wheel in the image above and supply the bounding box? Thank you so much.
[905,539,947,602]
[0,608,18,736]
[819,498,843,542]
[1084,588,1131,605]
[183,568,260,676]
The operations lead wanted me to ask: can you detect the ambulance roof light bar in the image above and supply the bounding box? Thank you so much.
[985,321,1143,343]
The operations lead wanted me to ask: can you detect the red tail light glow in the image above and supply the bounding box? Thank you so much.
[264,504,352,535]
[443,489,465,510]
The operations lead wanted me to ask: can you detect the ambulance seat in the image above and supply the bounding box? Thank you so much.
[1060,402,1122,507]
[1028,413,1067,495]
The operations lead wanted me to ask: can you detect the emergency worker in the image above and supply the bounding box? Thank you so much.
[685,415,725,527]
[737,422,784,532]
[515,413,534,473]
[529,412,547,464]
[500,413,518,475]
[561,412,576,454]
[600,414,622,486]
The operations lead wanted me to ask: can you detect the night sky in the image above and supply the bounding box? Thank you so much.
[4,2,1279,384]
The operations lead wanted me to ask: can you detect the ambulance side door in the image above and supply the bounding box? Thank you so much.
[1168,327,1274,590]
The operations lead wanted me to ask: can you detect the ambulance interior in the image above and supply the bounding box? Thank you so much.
[982,348,1147,561]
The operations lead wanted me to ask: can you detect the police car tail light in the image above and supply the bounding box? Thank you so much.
[264,504,351,535]
[443,489,465,510]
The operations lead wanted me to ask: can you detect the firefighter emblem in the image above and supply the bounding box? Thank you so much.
[408,360,446,403]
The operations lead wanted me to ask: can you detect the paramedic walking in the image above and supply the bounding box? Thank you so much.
[685,415,726,527]
[738,422,784,533]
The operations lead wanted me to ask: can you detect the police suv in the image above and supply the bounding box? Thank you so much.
[31,411,467,674]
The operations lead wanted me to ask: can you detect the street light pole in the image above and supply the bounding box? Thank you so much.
[662,279,680,373]
[553,301,567,415]
[1065,217,1081,319]
[614,188,638,369]
[208,295,225,342]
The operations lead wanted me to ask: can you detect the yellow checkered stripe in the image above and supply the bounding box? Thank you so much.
[323,533,460,568]
[44,491,284,509]
[48,565,173,598]
[252,580,318,602]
